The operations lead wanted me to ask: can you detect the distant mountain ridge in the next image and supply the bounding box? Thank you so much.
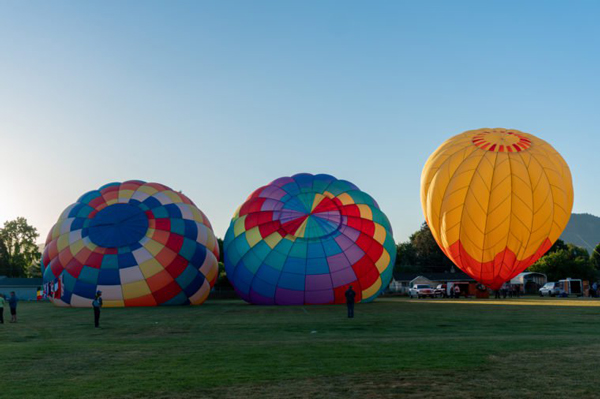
[560,213,600,255]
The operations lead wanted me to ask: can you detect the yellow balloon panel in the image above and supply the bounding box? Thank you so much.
[421,128,573,289]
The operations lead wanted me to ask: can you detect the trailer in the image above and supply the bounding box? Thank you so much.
[557,278,583,297]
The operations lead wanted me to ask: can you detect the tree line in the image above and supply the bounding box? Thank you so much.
[396,222,600,282]
[0,217,41,278]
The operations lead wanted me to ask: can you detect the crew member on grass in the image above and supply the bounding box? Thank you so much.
[93,291,103,328]
[0,294,5,324]
[453,284,460,299]
[345,286,356,318]
[8,292,18,323]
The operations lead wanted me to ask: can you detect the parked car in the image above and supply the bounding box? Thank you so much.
[539,282,561,297]
[409,284,435,299]
[434,284,447,298]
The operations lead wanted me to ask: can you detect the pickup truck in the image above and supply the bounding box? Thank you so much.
[409,284,435,299]
[433,284,447,298]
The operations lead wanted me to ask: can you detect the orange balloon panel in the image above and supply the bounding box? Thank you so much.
[421,128,573,290]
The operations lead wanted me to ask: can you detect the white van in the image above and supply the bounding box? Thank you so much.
[539,282,561,297]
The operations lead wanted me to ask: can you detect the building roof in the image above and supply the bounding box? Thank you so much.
[0,278,43,287]
[510,272,547,284]
[393,271,475,282]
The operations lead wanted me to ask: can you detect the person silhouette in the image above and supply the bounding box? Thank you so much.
[8,292,18,323]
[345,286,356,318]
[92,291,103,328]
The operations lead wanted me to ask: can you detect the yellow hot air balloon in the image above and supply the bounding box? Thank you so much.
[421,128,573,289]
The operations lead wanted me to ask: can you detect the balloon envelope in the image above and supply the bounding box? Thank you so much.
[421,128,573,290]
[223,173,396,305]
[42,180,219,307]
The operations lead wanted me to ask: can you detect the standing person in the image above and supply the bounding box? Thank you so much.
[345,286,356,318]
[453,284,461,299]
[92,291,103,328]
[593,282,598,298]
[0,294,5,324]
[8,292,18,323]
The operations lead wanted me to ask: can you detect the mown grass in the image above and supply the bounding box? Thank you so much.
[1,297,599,398]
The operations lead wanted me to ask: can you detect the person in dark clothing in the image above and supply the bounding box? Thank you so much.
[92,291,103,328]
[8,292,18,323]
[345,286,356,318]
[0,294,5,324]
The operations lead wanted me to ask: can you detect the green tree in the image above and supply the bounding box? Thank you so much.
[27,260,43,278]
[591,243,600,271]
[395,242,417,273]
[528,243,596,282]
[547,239,569,254]
[217,237,224,260]
[396,242,416,264]
[0,238,10,277]
[213,237,233,290]
[395,223,455,273]
[0,217,41,278]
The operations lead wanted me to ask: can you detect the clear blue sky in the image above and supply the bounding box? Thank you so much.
[1,0,598,244]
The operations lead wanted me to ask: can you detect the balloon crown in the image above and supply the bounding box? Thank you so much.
[471,128,532,153]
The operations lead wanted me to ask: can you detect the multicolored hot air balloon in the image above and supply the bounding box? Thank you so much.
[223,173,396,305]
[41,180,219,307]
[421,128,573,289]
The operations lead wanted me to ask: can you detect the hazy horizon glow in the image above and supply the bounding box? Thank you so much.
[1,1,599,245]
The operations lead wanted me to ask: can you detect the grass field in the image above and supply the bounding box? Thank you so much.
[1,297,600,399]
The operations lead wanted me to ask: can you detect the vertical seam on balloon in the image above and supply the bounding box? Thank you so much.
[437,147,488,270]
[527,150,557,229]
[244,233,273,301]
[428,143,479,237]
[477,150,500,285]
[330,199,358,301]
[240,203,285,304]
[421,137,475,215]
[244,184,304,304]
[335,224,365,298]
[514,150,536,268]
[429,145,481,251]
[227,230,252,298]
[340,222,367,302]
[268,233,295,305]
[527,150,556,261]
[422,135,476,201]
[321,176,367,301]
[497,153,515,285]
[530,144,571,217]
[171,221,190,295]
[316,235,335,304]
